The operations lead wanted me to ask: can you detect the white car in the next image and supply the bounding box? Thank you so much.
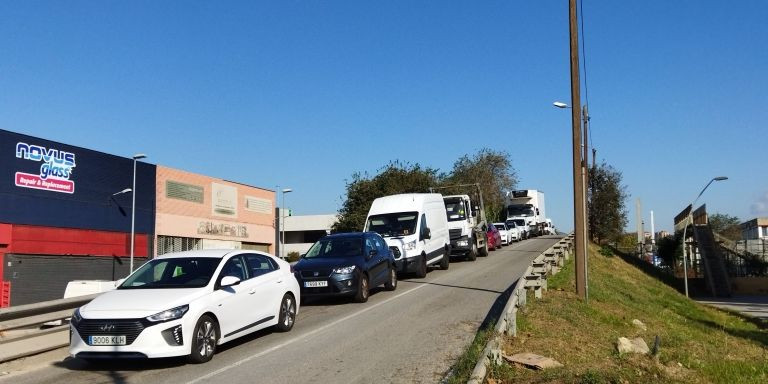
[70,249,300,363]
[507,219,528,240]
[506,221,521,242]
[493,222,513,245]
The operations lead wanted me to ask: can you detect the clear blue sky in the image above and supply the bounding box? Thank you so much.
[2,1,766,233]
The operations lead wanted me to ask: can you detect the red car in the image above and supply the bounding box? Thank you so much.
[486,224,501,251]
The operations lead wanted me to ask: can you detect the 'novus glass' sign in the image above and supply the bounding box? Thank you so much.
[14,142,77,194]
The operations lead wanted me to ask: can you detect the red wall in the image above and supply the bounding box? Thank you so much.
[8,225,148,257]
[0,223,148,307]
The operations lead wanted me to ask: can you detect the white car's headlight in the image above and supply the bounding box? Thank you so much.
[146,305,189,323]
[457,240,469,247]
[72,308,83,324]
[404,240,417,251]
[332,265,356,274]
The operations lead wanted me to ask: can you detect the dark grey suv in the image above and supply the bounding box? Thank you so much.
[292,232,397,303]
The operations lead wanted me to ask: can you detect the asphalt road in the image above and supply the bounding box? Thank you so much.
[0,236,562,384]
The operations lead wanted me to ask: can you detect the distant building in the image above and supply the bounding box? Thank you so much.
[282,214,338,256]
[656,230,671,239]
[741,218,768,240]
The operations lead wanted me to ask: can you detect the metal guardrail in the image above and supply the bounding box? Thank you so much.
[467,234,575,384]
[0,294,99,363]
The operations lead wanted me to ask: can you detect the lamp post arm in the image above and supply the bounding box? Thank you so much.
[693,179,715,208]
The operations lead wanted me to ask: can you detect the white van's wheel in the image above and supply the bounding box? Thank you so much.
[439,247,449,270]
[415,254,427,278]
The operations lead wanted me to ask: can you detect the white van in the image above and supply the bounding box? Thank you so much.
[364,193,450,277]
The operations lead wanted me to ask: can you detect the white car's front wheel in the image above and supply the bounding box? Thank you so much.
[188,315,218,364]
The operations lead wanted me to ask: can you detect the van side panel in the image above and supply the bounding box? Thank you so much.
[423,197,449,264]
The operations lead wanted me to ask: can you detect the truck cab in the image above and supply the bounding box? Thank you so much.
[443,194,488,261]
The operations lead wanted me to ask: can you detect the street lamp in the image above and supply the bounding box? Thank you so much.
[113,188,132,196]
[130,153,147,274]
[681,176,728,297]
[554,100,591,301]
[281,188,293,259]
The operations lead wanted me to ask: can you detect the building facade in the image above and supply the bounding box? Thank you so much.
[0,129,155,306]
[0,129,276,307]
[741,218,768,240]
[155,166,276,255]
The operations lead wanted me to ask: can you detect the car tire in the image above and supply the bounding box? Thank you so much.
[188,315,217,364]
[440,247,451,271]
[415,254,427,278]
[467,239,478,261]
[354,274,369,303]
[275,293,297,332]
[384,267,397,291]
[479,244,489,257]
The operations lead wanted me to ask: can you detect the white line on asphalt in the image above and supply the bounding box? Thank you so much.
[184,282,430,384]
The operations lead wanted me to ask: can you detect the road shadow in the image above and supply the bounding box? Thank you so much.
[682,312,768,347]
[299,287,387,307]
[398,280,503,295]
[54,354,187,382]
[401,278,516,331]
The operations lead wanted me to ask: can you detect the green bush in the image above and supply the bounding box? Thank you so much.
[286,251,301,262]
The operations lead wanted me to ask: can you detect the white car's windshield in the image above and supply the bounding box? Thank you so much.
[119,257,222,289]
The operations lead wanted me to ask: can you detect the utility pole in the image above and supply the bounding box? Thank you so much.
[592,148,596,169]
[569,0,586,299]
[636,198,643,256]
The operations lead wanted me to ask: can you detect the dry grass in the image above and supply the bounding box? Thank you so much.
[488,243,768,384]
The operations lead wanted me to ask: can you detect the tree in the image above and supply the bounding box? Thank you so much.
[332,161,441,233]
[708,213,741,241]
[588,162,628,244]
[445,148,518,222]
[656,231,682,268]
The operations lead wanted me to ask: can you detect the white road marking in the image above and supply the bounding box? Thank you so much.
[184,282,430,384]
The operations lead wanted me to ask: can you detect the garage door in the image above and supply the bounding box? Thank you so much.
[241,242,270,252]
[3,254,147,306]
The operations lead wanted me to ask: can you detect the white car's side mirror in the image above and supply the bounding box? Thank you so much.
[220,276,241,288]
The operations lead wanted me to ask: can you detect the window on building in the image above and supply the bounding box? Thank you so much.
[157,236,203,255]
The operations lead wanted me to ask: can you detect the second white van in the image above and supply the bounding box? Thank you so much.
[364,193,450,278]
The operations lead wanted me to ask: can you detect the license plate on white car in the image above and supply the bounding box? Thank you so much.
[89,335,127,346]
[304,280,328,288]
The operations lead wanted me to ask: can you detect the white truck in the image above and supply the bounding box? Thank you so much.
[432,184,489,261]
[506,189,546,237]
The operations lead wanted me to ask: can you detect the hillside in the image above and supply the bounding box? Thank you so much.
[489,244,768,383]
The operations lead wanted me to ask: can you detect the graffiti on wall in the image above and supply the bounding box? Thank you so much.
[197,221,248,238]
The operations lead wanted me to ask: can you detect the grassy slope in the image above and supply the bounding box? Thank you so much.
[489,244,768,384]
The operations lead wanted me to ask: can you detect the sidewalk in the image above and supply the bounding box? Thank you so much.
[697,295,768,323]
